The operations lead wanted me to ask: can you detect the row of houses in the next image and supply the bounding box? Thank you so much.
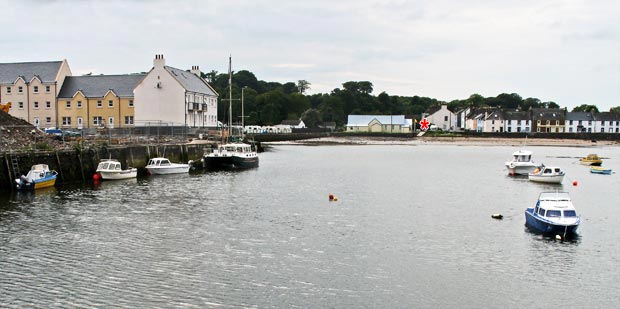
[345,105,620,134]
[0,55,218,129]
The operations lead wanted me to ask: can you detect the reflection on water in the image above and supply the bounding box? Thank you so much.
[1,145,619,308]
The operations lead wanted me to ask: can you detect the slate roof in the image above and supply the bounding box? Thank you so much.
[504,110,530,121]
[595,112,620,121]
[0,61,63,83]
[58,74,146,98]
[347,115,407,126]
[531,108,565,120]
[565,112,595,121]
[485,109,504,120]
[281,119,302,126]
[165,66,217,96]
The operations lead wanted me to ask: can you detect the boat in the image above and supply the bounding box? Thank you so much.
[528,165,565,184]
[203,56,259,170]
[579,154,603,166]
[95,159,137,180]
[204,141,259,169]
[145,157,191,175]
[590,166,612,175]
[525,191,580,237]
[14,164,58,190]
[505,149,542,175]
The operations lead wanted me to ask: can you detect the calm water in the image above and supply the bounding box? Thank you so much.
[1,144,619,308]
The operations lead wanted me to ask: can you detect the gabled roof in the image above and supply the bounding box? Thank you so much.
[504,110,530,121]
[164,66,217,96]
[485,109,504,121]
[0,61,64,84]
[595,112,620,121]
[347,115,407,126]
[281,119,302,126]
[565,112,595,121]
[57,74,146,98]
[532,108,565,120]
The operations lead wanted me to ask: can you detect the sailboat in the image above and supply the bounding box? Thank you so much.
[203,57,259,169]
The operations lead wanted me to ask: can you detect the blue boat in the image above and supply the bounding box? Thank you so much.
[590,166,612,175]
[525,192,580,237]
[15,164,58,190]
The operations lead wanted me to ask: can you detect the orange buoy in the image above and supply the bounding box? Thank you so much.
[572,180,578,187]
[93,173,100,181]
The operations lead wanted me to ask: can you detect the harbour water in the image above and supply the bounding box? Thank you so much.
[1,144,619,308]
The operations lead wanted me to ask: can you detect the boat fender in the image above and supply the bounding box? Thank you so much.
[533,168,540,174]
[491,214,503,220]
[572,180,578,187]
[555,235,562,241]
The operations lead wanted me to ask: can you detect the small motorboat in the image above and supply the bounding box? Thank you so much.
[579,154,602,166]
[96,159,137,180]
[525,191,580,237]
[15,164,58,190]
[505,149,542,175]
[528,165,565,184]
[145,157,191,175]
[203,142,259,169]
[590,166,612,175]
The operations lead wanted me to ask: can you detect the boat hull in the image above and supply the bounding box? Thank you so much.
[524,208,579,235]
[16,176,57,190]
[506,163,540,176]
[528,175,564,184]
[590,168,612,175]
[204,155,259,169]
[146,166,190,175]
[99,169,138,180]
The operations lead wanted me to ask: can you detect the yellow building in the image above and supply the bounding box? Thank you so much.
[57,74,145,129]
[0,60,72,128]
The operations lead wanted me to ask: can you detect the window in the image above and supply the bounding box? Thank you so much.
[33,86,39,93]
[546,120,550,125]
[77,101,82,108]
[601,128,604,133]
[128,100,134,107]
[18,102,24,109]
[555,120,559,125]
[108,100,113,108]
[537,208,545,216]
[18,86,23,93]
[34,101,39,109]
[46,117,51,124]
[492,120,495,124]
[564,210,577,217]
[569,128,573,133]
[546,210,561,217]
[97,100,102,108]
[569,120,573,125]
[588,121,592,125]
[62,117,71,126]
[46,101,51,109]
[93,116,103,126]
[6,86,11,93]
[537,120,541,125]
[45,85,51,93]
[444,116,448,121]
[125,116,134,125]
[66,101,71,108]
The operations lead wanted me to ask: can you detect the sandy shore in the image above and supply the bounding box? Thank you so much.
[264,136,620,147]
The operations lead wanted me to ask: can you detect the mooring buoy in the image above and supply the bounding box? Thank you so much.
[491,213,503,220]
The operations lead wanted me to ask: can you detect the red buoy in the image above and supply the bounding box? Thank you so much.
[93,173,100,181]
[572,180,578,187]
[329,194,334,201]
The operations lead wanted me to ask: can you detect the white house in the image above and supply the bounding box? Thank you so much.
[346,115,412,133]
[483,109,504,133]
[424,105,455,131]
[134,54,218,128]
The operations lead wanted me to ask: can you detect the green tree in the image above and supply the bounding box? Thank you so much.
[301,108,322,128]
[610,106,620,113]
[572,104,599,113]
[297,80,311,94]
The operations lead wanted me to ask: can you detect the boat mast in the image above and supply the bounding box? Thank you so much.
[228,55,233,138]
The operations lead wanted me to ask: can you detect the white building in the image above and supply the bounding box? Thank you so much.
[134,54,218,128]
[424,105,455,131]
[346,115,412,133]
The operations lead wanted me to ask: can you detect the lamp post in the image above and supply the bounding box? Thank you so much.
[241,86,247,138]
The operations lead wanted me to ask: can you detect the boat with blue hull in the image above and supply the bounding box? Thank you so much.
[525,192,580,237]
[590,166,612,175]
[15,164,58,190]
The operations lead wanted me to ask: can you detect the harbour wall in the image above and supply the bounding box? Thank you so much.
[0,143,213,192]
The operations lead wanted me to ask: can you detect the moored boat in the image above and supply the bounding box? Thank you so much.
[579,154,602,166]
[15,164,58,190]
[528,165,565,184]
[96,159,137,180]
[590,166,612,175]
[505,149,542,175]
[525,191,580,237]
[145,157,191,175]
[204,142,259,169]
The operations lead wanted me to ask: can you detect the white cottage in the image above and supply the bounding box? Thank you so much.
[134,54,218,128]
[424,105,455,131]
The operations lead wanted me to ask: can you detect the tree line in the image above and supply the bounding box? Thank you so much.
[204,69,619,128]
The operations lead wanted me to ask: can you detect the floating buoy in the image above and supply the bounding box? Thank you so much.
[555,234,562,240]
[572,180,578,187]
[491,213,503,220]
[329,194,334,201]
[333,197,339,202]
[93,173,100,181]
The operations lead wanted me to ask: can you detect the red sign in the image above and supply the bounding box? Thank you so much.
[420,118,430,131]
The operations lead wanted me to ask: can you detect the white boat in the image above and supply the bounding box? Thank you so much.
[505,149,541,175]
[528,165,565,184]
[96,159,137,180]
[15,164,58,190]
[204,141,259,169]
[525,191,580,237]
[145,157,191,175]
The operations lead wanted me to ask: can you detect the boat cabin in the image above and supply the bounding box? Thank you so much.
[534,192,577,219]
[97,160,122,171]
[510,150,533,162]
[147,158,172,166]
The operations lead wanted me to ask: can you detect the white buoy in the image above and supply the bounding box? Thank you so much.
[491,214,503,220]
[555,234,562,240]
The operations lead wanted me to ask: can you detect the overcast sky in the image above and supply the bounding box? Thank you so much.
[2,0,618,110]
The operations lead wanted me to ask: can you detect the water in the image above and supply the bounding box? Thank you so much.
[1,144,619,308]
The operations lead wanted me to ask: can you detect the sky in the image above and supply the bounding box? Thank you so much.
[1,0,619,111]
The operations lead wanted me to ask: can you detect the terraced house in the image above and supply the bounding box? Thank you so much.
[0,60,72,128]
[57,74,146,129]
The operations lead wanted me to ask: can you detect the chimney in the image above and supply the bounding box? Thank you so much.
[154,54,165,68]
[190,65,201,77]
